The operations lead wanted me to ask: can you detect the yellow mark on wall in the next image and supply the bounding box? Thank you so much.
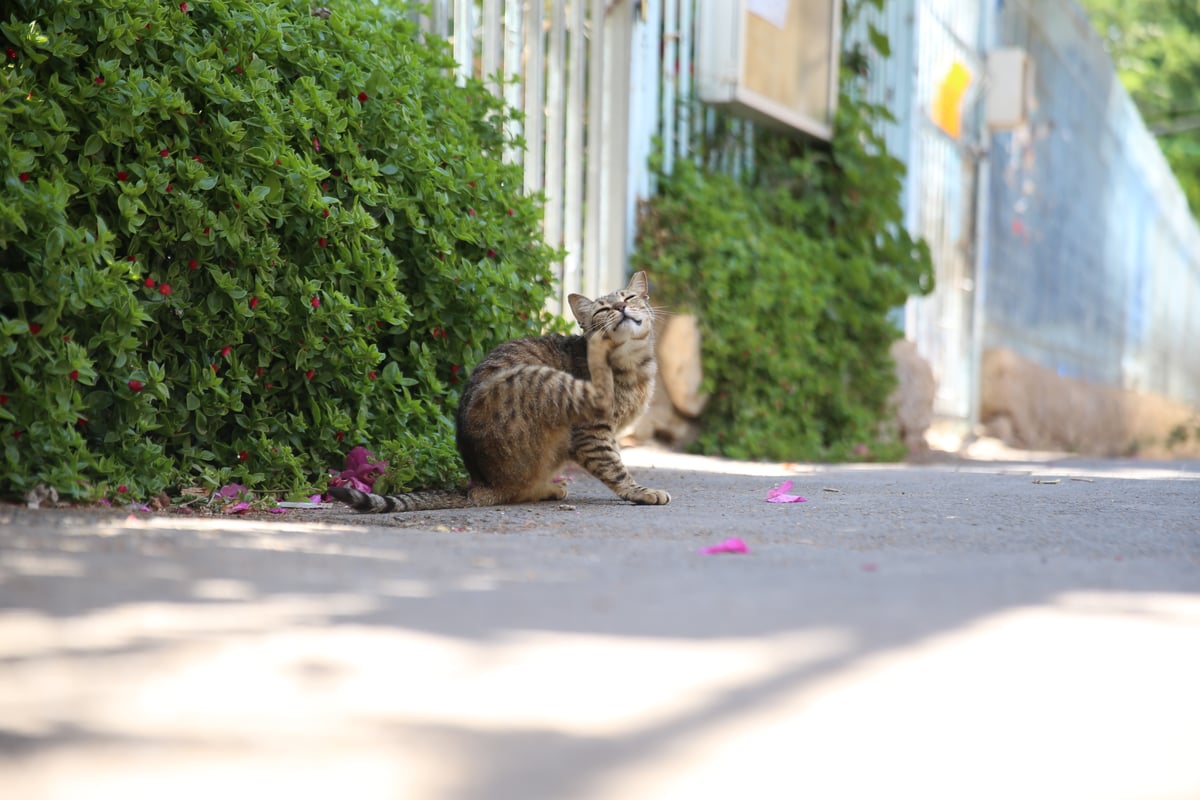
[933,61,973,139]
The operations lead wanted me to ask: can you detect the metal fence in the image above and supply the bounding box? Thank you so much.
[421,0,632,315]
[986,0,1200,407]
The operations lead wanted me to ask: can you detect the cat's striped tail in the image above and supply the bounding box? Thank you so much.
[327,485,473,512]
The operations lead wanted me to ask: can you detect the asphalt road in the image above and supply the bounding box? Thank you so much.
[1,449,1198,799]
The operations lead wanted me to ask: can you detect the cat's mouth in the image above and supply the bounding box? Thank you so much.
[615,311,646,331]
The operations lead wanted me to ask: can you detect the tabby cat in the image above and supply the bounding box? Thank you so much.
[328,270,671,512]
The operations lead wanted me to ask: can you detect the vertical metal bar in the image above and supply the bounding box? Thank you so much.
[677,0,693,161]
[482,0,503,95]
[452,0,474,84]
[430,0,449,39]
[504,0,525,163]
[583,0,606,299]
[626,0,661,258]
[523,0,546,192]
[661,0,679,175]
[562,0,587,306]
[601,2,633,290]
[543,0,568,307]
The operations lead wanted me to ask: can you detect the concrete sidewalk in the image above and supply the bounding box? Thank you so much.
[1,450,1198,799]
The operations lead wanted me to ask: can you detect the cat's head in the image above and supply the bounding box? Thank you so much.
[568,271,654,346]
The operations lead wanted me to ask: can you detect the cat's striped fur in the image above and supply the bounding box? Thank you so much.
[328,271,670,512]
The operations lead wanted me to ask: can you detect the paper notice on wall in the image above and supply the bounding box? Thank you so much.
[748,0,789,29]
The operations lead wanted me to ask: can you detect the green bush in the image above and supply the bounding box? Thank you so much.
[635,0,933,461]
[0,0,558,500]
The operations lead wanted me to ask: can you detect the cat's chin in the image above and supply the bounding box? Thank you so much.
[609,316,651,343]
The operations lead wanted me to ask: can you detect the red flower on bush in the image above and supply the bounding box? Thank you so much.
[249,297,259,309]
[220,346,232,357]
[160,148,169,157]
[117,485,128,494]
[467,207,476,216]
[313,137,320,152]
[487,249,496,258]
[19,172,30,183]
[166,183,173,192]
[238,450,249,462]
[311,295,320,309]
[368,371,377,380]
[188,259,198,270]
[159,283,172,296]
[318,237,327,248]
[29,323,41,335]
[357,91,369,102]
[180,2,189,11]
[69,370,79,381]
[117,171,128,182]
[305,369,315,381]
[6,48,16,60]
[94,76,104,85]
[0,395,7,405]
[144,277,156,288]
[128,379,144,392]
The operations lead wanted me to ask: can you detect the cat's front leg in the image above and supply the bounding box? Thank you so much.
[570,427,672,505]
[585,332,616,417]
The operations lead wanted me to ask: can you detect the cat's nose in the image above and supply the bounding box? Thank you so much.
[613,301,627,313]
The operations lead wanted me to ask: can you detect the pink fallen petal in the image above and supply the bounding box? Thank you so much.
[765,480,807,503]
[267,507,287,514]
[700,537,749,554]
[225,501,252,514]
[217,482,249,500]
[308,494,323,504]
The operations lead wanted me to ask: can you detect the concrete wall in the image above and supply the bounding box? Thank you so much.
[985,0,1200,409]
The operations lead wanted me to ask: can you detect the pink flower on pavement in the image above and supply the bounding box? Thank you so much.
[700,538,749,555]
[765,480,806,503]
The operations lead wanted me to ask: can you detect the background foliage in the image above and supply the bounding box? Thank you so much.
[635,0,933,461]
[0,0,557,500]
[1080,0,1200,216]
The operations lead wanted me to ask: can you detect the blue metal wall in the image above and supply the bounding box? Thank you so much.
[986,0,1200,405]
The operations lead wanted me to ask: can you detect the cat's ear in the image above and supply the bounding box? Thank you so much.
[626,270,649,297]
[567,293,593,327]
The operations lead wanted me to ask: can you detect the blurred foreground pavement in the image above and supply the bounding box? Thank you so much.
[1,449,1198,800]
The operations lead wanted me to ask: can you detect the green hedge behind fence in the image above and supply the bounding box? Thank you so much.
[0,0,558,500]
[634,0,934,462]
